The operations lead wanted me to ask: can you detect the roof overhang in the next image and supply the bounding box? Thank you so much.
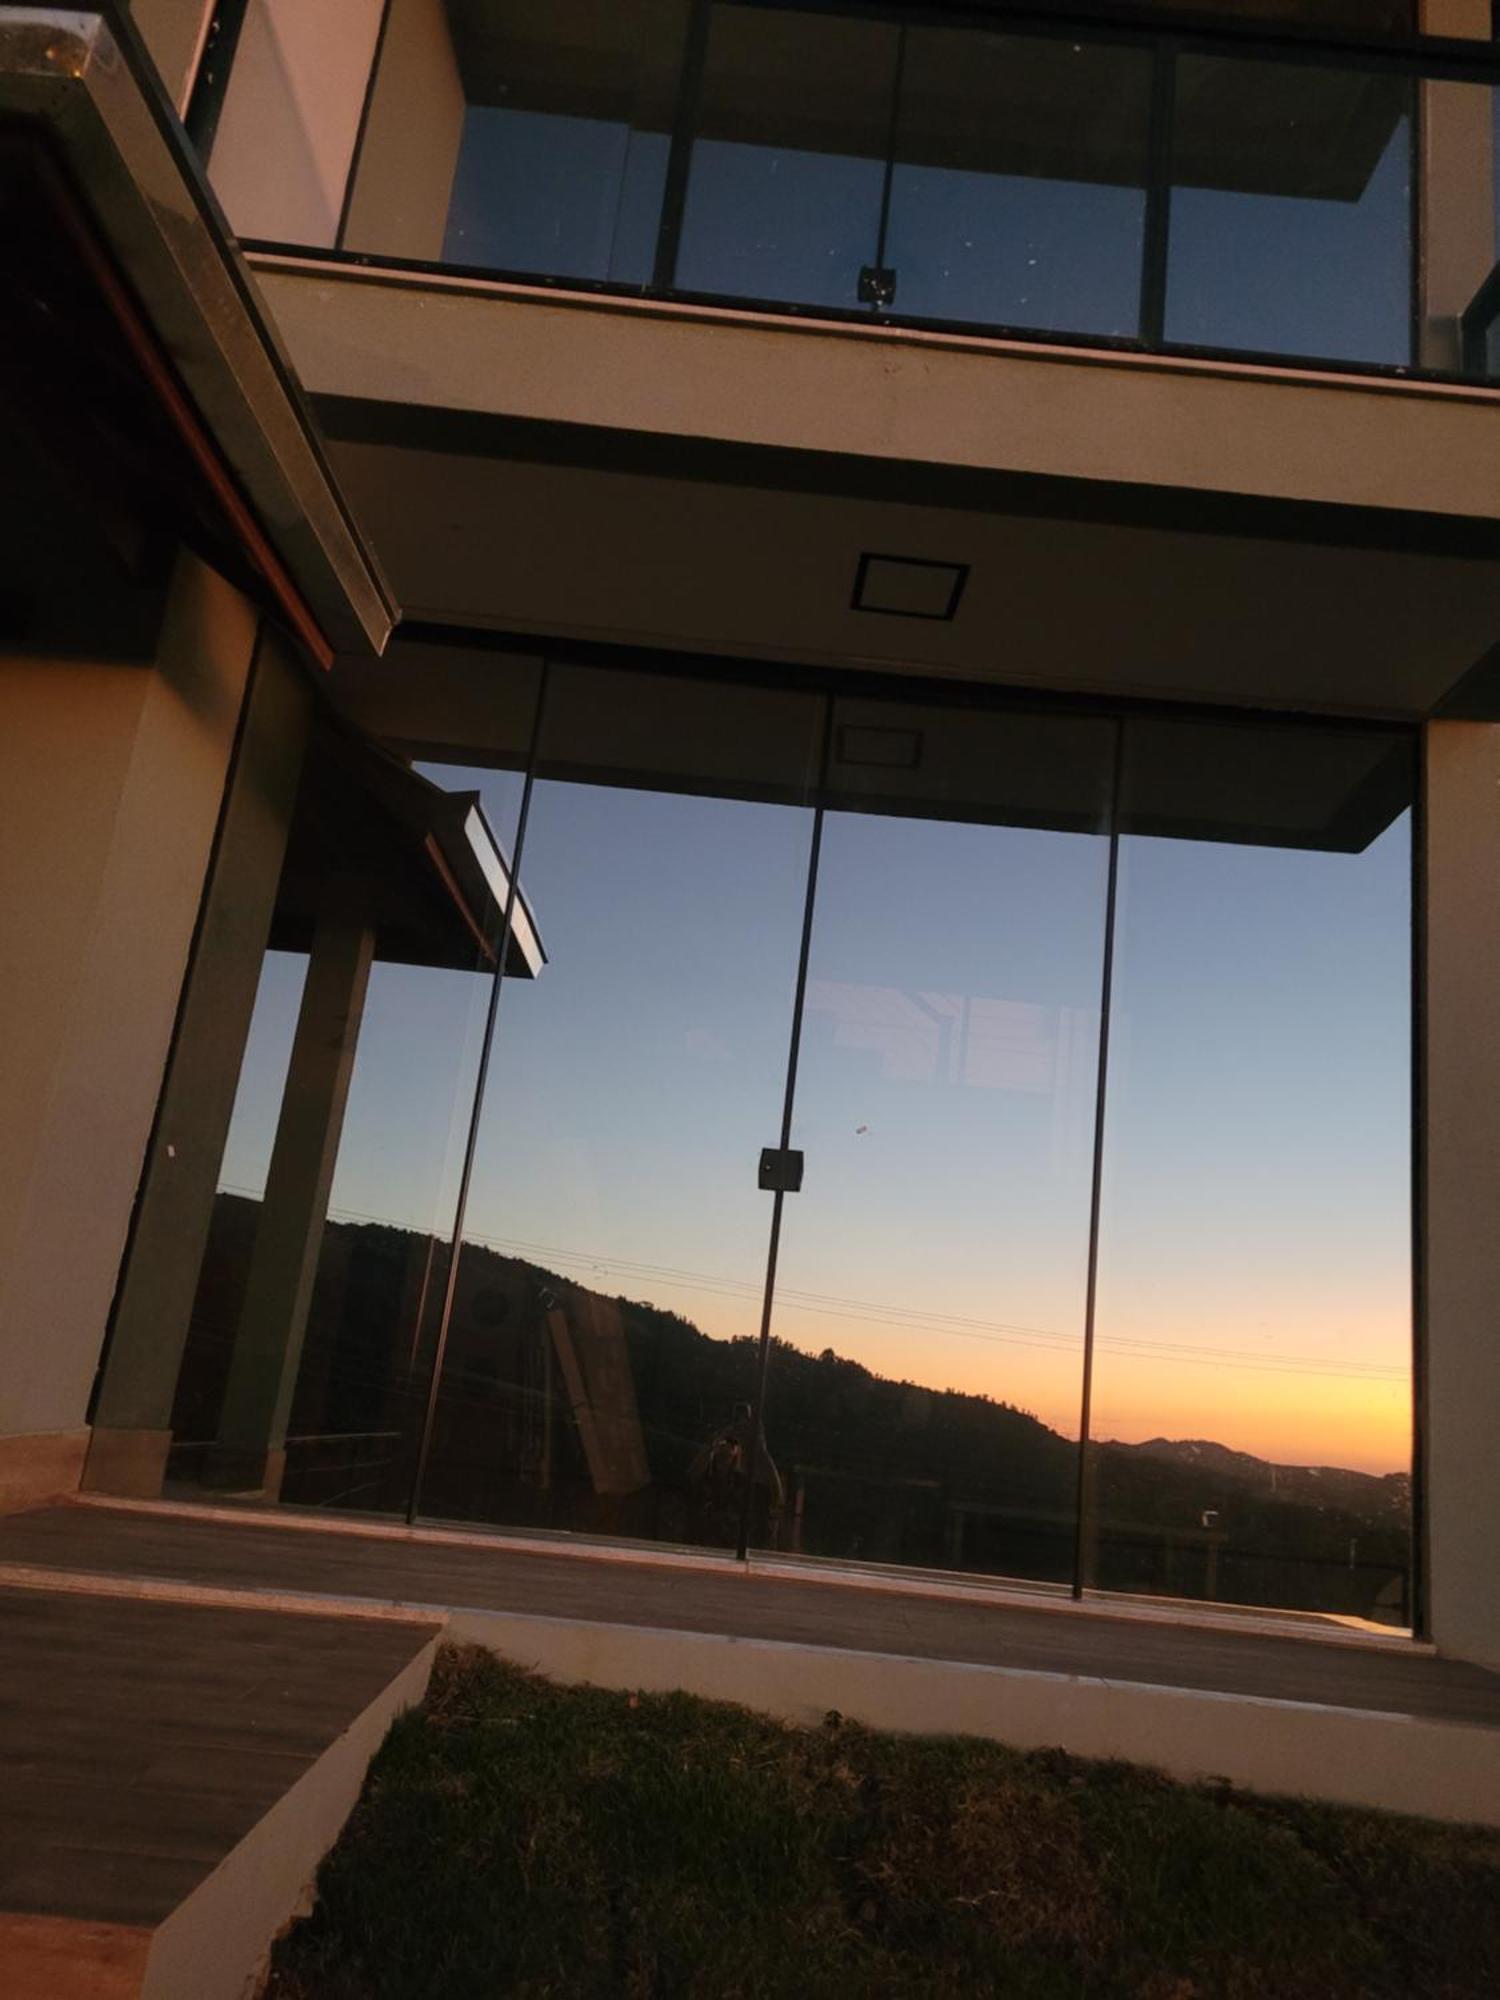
[0,6,395,663]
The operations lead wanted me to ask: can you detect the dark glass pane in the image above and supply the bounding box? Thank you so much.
[1084,720,1414,1625]
[1166,54,1412,364]
[765,701,1116,1587]
[441,0,689,282]
[676,4,899,308]
[417,667,825,1550]
[886,30,1152,337]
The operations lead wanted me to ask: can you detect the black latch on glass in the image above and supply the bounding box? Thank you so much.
[858,265,896,308]
[758,1147,804,1193]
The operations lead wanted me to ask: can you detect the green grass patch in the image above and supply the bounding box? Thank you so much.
[267,1645,1500,1999]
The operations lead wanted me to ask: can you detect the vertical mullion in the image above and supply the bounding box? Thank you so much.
[736,698,833,1564]
[406,666,550,1526]
[1139,38,1176,348]
[1071,719,1126,1601]
[653,0,714,292]
[1407,65,1424,370]
[870,23,909,295]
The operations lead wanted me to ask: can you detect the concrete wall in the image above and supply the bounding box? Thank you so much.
[342,0,466,264]
[1422,721,1500,1674]
[254,264,1500,529]
[209,0,384,248]
[449,1607,1500,1829]
[129,0,214,114]
[0,556,260,1487]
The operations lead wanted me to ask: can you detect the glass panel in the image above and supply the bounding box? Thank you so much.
[676,4,899,308]
[886,29,1152,338]
[764,702,1116,1586]
[92,660,543,1517]
[1166,54,1413,364]
[443,0,688,282]
[344,0,691,279]
[417,666,824,1550]
[1085,721,1414,1625]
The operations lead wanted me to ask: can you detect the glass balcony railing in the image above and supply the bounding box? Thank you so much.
[196,2,1500,383]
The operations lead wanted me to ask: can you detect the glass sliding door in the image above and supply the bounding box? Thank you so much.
[415,665,824,1550]
[676,4,899,308]
[884,26,1153,337]
[1082,720,1415,1622]
[1165,53,1413,365]
[757,699,1117,1585]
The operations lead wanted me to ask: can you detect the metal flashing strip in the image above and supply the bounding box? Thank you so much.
[0,7,396,659]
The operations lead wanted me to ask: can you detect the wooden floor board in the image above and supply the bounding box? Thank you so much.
[0,1583,438,1928]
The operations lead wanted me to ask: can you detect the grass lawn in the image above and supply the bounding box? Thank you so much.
[267,1644,1500,1999]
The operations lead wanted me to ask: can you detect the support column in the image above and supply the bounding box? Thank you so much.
[210,912,375,1497]
[1421,720,1500,1672]
[85,630,311,1496]
[1418,0,1494,371]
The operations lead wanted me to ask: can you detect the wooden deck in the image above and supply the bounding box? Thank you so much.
[0,1577,439,1998]
[4,1499,1500,1730]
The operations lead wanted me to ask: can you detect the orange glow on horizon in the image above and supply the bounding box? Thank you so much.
[639,1276,1411,1479]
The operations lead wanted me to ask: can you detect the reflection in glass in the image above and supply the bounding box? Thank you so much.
[86,648,543,1517]
[418,667,824,1548]
[178,739,534,1514]
[356,0,691,282]
[764,704,1116,1585]
[1084,722,1414,1622]
[1166,55,1413,364]
[676,5,898,307]
[886,30,1152,337]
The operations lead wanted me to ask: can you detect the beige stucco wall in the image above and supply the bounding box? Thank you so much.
[128,0,214,113]
[0,555,259,1441]
[254,263,1500,529]
[1418,1,1495,370]
[342,0,466,264]
[1422,721,1500,1674]
[209,0,384,248]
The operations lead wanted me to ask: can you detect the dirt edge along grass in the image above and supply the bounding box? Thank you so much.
[267,1644,1500,2000]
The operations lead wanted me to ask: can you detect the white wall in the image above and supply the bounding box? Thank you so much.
[209,0,385,248]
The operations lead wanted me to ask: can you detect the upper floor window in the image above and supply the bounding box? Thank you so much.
[205,0,1499,379]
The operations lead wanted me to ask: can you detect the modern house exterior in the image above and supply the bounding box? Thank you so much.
[5,4,1500,1937]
